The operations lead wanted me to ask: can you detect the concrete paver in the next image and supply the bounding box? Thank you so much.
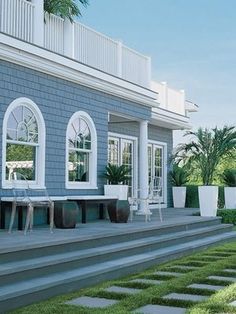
[163,292,207,302]
[65,296,118,308]
[154,271,182,277]
[224,269,236,274]
[133,304,186,314]
[105,286,142,294]
[208,275,236,283]
[188,283,224,291]
[130,278,163,285]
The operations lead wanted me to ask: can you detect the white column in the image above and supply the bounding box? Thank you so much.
[117,41,123,78]
[64,19,75,58]
[32,0,44,46]
[138,120,150,213]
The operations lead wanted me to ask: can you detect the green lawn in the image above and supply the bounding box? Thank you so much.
[13,242,236,314]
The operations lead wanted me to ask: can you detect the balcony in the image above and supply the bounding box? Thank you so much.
[0,0,151,88]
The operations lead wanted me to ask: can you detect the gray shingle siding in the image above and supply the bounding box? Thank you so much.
[0,60,151,198]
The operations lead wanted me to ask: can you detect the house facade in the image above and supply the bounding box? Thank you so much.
[0,0,197,223]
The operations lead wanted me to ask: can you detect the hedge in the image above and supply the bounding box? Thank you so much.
[217,209,236,225]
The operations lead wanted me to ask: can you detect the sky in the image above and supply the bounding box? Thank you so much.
[79,0,236,145]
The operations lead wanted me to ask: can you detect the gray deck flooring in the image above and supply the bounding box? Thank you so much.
[0,208,201,252]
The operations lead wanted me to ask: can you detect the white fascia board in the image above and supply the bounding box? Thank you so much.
[185,100,199,112]
[151,107,191,130]
[0,33,159,108]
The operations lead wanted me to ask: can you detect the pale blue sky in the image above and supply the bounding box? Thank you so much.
[80,0,236,144]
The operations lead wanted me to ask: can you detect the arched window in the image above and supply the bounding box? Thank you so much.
[66,111,97,189]
[2,98,45,189]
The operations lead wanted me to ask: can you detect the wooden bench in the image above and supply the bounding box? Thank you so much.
[66,195,118,223]
[0,195,118,229]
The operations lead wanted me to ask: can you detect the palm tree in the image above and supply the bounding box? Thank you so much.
[174,126,236,186]
[44,0,89,22]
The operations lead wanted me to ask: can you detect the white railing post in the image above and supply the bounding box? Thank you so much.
[180,89,185,115]
[161,82,168,109]
[64,18,74,58]
[117,41,122,77]
[31,0,44,46]
[146,56,152,88]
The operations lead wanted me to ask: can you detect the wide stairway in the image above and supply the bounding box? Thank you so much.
[0,213,236,312]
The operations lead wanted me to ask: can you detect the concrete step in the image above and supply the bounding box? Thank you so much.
[0,224,232,286]
[0,217,222,263]
[0,230,236,313]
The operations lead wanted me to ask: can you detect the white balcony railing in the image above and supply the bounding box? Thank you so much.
[0,0,34,43]
[151,81,186,116]
[0,0,151,88]
[44,13,64,54]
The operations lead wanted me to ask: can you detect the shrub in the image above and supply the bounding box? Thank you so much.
[222,169,236,187]
[217,209,236,225]
[169,164,189,186]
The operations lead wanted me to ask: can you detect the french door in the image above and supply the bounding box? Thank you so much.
[108,135,136,197]
[148,143,165,202]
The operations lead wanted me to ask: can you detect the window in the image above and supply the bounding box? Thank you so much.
[2,98,46,189]
[66,111,97,189]
[108,134,137,196]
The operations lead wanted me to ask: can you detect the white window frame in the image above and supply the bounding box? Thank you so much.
[2,97,46,189]
[108,132,138,196]
[66,111,97,189]
[148,140,167,206]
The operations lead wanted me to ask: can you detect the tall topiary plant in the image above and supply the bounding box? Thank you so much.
[175,126,236,186]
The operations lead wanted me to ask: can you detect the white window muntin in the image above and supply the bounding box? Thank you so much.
[66,111,97,189]
[2,97,46,189]
[148,140,167,204]
[108,132,137,197]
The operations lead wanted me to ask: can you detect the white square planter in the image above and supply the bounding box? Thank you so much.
[198,186,218,217]
[104,185,128,200]
[172,186,186,208]
[224,187,236,209]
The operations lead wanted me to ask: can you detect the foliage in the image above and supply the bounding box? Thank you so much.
[169,163,189,186]
[104,163,130,185]
[222,169,236,187]
[44,0,89,22]
[185,185,199,208]
[174,126,236,185]
[217,209,236,225]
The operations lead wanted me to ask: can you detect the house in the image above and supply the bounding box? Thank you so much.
[0,0,198,225]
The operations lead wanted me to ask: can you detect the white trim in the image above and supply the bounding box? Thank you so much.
[0,34,158,107]
[151,107,191,130]
[65,111,97,190]
[147,140,168,205]
[2,97,46,189]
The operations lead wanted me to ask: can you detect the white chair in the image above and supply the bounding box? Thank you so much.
[128,189,152,223]
[9,172,54,235]
[129,177,163,223]
[149,177,163,222]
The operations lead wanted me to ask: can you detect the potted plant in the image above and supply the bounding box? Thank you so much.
[222,169,236,209]
[170,163,189,208]
[174,126,236,217]
[104,163,130,200]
